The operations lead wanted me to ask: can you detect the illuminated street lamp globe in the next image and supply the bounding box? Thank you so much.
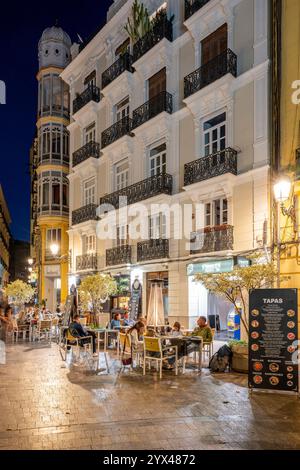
[50,243,59,256]
[28,258,34,266]
[273,176,292,204]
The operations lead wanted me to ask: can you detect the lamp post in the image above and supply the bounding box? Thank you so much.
[273,176,295,287]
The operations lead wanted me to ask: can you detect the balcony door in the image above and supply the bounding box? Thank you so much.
[203,113,226,157]
[149,143,167,177]
[115,160,129,191]
[148,68,166,100]
[205,198,228,228]
[84,70,96,90]
[83,178,96,206]
[116,96,129,122]
[201,24,227,65]
[84,122,96,144]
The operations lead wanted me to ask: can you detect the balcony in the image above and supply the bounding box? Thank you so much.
[132,91,173,130]
[73,85,101,114]
[100,173,173,211]
[101,116,133,149]
[72,141,100,167]
[184,148,237,186]
[184,0,211,20]
[106,245,132,267]
[184,49,237,99]
[137,239,169,262]
[133,16,173,63]
[190,225,234,254]
[72,204,98,226]
[102,52,134,89]
[76,254,98,271]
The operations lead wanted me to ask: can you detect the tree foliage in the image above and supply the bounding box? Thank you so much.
[124,0,152,43]
[78,274,117,315]
[4,280,35,307]
[194,261,278,335]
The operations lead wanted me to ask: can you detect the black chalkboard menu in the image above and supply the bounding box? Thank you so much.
[129,279,142,321]
[249,289,298,393]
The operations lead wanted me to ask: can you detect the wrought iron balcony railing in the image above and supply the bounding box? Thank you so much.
[72,204,98,226]
[133,16,173,63]
[190,225,234,254]
[102,52,134,89]
[137,239,169,262]
[106,245,132,267]
[184,0,211,20]
[184,148,237,186]
[76,253,98,271]
[184,49,237,98]
[100,173,173,211]
[101,116,133,149]
[132,91,173,130]
[73,85,101,114]
[72,141,100,167]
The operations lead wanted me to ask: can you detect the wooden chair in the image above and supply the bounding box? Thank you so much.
[34,320,52,344]
[143,337,178,379]
[202,328,215,361]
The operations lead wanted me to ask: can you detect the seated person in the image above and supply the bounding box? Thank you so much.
[170,321,182,337]
[123,312,134,327]
[0,306,14,341]
[110,313,121,330]
[69,314,96,354]
[127,321,145,353]
[189,316,213,343]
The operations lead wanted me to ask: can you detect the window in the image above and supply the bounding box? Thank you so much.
[84,70,96,89]
[150,143,166,177]
[149,214,167,239]
[46,228,61,252]
[84,234,96,254]
[201,24,228,65]
[115,160,129,190]
[116,97,129,122]
[52,75,62,112]
[42,181,49,206]
[42,127,51,158]
[116,225,129,247]
[205,198,228,227]
[203,113,226,156]
[84,123,96,144]
[148,68,166,100]
[52,183,60,205]
[83,178,95,206]
[62,183,68,207]
[42,75,51,113]
[52,127,61,158]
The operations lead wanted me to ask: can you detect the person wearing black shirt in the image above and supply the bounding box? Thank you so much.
[69,315,96,354]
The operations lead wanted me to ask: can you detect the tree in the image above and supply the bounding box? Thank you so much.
[124,0,152,43]
[78,274,117,324]
[194,261,278,336]
[4,280,35,309]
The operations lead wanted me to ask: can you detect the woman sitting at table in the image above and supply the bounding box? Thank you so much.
[170,322,182,337]
[110,313,121,330]
[127,321,145,353]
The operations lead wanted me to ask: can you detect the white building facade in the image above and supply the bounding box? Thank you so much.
[61,0,270,329]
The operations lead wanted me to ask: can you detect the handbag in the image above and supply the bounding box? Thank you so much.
[121,333,132,366]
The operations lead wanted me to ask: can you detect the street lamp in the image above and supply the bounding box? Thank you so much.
[50,243,59,256]
[28,258,34,266]
[273,176,296,223]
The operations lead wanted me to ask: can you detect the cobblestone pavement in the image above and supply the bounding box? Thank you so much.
[0,342,300,450]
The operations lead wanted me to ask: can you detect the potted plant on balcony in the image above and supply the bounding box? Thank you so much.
[124,0,152,44]
[194,256,279,372]
[78,274,117,326]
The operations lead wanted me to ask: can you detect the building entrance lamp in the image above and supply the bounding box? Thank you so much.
[273,176,296,224]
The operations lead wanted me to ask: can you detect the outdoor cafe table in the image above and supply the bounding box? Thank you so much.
[159,335,203,371]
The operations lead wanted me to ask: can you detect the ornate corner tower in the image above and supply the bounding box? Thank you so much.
[35,25,71,310]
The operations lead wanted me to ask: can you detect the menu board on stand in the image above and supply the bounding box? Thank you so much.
[249,289,298,394]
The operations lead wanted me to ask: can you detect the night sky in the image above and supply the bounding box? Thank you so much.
[0,0,113,241]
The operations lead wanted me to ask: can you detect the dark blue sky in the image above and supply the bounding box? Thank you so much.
[0,0,113,241]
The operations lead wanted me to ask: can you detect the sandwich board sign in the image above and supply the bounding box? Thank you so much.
[248,289,298,393]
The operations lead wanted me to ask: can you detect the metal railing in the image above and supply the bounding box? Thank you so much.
[184,0,211,20]
[72,204,98,226]
[133,16,173,63]
[72,141,100,167]
[100,173,173,211]
[102,52,134,89]
[73,85,101,114]
[184,49,237,98]
[76,254,98,271]
[137,239,169,262]
[101,116,133,149]
[132,91,173,129]
[190,225,234,254]
[184,148,238,186]
[106,245,132,267]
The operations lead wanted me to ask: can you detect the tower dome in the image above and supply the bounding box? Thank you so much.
[38,25,71,70]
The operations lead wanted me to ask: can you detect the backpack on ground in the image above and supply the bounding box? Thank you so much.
[209,345,232,372]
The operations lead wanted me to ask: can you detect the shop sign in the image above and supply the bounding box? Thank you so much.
[187,259,233,276]
[249,289,298,393]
